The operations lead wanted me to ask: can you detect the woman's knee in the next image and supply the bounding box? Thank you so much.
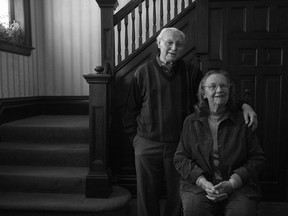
[225,194,259,216]
[181,191,212,215]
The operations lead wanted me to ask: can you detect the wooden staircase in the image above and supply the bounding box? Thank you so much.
[0,115,131,216]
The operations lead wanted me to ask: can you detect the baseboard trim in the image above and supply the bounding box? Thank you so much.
[0,96,89,124]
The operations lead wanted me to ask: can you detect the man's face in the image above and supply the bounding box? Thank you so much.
[157,30,185,64]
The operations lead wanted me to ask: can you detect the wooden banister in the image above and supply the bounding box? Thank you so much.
[113,0,145,25]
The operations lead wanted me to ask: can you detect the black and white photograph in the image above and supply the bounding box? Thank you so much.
[0,0,288,215]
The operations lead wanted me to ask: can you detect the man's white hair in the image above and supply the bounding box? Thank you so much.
[156,27,186,43]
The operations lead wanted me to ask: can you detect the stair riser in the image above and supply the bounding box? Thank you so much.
[0,127,89,143]
[0,148,89,167]
[0,175,86,194]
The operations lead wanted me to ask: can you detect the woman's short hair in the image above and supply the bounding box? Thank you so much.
[195,69,237,116]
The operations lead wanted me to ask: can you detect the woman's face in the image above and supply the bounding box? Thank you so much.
[203,74,230,108]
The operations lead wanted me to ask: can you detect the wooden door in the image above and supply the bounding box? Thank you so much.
[229,39,288,201]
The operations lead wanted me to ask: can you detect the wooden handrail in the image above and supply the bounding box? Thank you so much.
[113,0,145,26]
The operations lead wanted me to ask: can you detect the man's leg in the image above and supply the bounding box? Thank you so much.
[163,142,182,216]
[134,135,164,216]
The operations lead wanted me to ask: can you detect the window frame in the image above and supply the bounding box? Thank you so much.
[0,0,34,56]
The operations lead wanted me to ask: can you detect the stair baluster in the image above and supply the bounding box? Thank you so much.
[117,23,122,63]
[160,0,164,28]
[139,3,143,46]
[174,0,178,16]
[182,0,185,10]
[132,9,136,52]
[167,0,171,22]
[153,0,156,34]
[145,0,149,40]
[124,15,129,58]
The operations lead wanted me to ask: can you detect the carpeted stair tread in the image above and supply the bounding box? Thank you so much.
[0,186,132,212]
[0,141,88,147]
[0,142,89,167]
[0,115,89,143]
[0,165,88,194]
[0,165,88,177]
[0,115,89,128]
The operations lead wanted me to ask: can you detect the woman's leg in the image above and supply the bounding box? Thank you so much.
[224,191,259,216]
[181,190,216,216]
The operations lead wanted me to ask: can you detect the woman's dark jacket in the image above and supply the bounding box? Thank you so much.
[174,110,265,198]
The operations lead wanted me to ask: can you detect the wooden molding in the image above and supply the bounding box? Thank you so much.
[95,0,118,8]
[0,39,34,56]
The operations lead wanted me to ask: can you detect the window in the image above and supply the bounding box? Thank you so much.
[0,0,34,56]
[0,0,10,28]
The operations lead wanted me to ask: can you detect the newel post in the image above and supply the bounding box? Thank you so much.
[82,0,117,198]
[96,0,118,76]
[83,64,112,198]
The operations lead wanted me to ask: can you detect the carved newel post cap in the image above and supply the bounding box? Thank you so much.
[94,66,104,74]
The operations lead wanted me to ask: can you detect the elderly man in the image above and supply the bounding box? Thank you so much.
[123,27,257,216]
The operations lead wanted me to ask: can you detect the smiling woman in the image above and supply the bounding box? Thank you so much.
[174,69,265,216]
[0,0,34,56]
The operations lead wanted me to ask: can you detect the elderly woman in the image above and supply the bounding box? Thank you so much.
[174,69,265,216]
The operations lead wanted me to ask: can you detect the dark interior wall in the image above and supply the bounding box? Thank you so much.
[206,0,288,201]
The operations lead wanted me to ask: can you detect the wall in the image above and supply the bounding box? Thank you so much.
[207,0,288,201]
[0,0,102,98]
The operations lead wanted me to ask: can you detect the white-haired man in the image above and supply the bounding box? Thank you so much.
[123,27,258,216]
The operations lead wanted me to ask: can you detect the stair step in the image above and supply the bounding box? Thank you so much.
[0,166,88,194]
[0,115,89,143]
[0,186,132,216]
[0,115,132,215]
[0,142,89,167]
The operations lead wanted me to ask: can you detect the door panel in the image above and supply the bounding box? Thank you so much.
[229,40,288,201]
